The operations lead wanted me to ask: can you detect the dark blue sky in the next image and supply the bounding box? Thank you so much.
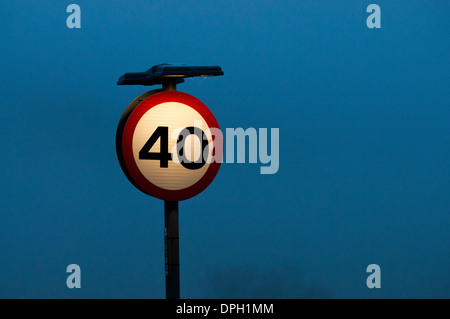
[1,0,449,298]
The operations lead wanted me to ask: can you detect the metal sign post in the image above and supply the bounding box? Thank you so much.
[162,78,179,299]
[164,200,179,299]
[116,64,223,299]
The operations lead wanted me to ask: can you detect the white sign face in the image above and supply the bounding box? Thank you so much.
[132,101,213,190]
[117,91,221,201]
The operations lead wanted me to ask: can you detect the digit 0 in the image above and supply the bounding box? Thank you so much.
[176,126,209,170]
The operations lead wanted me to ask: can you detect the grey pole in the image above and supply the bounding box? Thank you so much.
[164,200,179,299]
[162,79,180,299]
[162,78,177,92]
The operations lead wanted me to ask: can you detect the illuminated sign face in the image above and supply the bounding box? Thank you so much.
[117,91,221,201]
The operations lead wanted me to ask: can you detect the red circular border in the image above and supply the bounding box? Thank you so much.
[122,91,221,201]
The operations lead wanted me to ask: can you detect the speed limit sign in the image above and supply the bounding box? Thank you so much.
[116,90,221,201]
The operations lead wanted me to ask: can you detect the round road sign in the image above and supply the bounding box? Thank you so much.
[116,90,221,201]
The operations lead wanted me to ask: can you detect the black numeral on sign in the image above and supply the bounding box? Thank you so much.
[177,126,209,170]
[139,126,209,170]
[139,126,172,168]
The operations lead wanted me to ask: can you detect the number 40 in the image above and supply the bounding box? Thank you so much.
[139,126,210,170]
